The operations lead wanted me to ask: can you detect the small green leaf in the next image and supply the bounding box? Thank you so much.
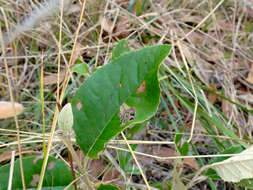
[0,156,72,189]
[136,0,142,16]
[178,141,189,156]
[174,133,184,145]
[111,39,130,61]
[98,183,120,190]
[72,64,89,75]
[72,42,171,158]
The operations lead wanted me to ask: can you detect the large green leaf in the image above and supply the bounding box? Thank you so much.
[0,156,72,189]
[72,42,171,158]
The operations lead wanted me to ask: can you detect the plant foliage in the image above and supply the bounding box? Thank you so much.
[72,40,171,158]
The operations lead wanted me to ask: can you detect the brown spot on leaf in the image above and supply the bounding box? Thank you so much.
[119,83,122,88]
[29,174,40,187]
[136,81,146,94]
[47,161,55,171]
[33,155,43,164]
[76,102,82,110]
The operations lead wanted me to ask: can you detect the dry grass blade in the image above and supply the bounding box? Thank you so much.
[0,26,26,189]
[7,151,15,190]
[121,132,151,190]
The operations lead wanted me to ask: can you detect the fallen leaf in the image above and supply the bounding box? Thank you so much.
[43,71,65,86]
[115,16,130,37]
[103,168,120,182]
[137,144,155,165]
[0,150,39,163]
[246,64,253,84]
[208,84,217,104]
[183,158,199,170]
[222,98,232,118]
[100,16,114,33]
[152,146,199,170]
[88,158,105,178]
[0,101,24,119]
[186,120,206,133]
[71,43,83,64]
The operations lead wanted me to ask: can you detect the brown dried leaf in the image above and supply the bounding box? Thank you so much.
[43,72,65,86]
[186,120,206,133]
[0,101,24,119]
[246,65,253,84]
[183,158,199,170]
[88,158,105,178]
[152,146,175,164]
[136,144,155,165]
[0,151,13,163]
[208,84,217,104]
[0,150,39,163]
[115,16,130,37]
[222,99,232,118]
[103,168,120,182]
[72,43,83,64]
[100,16,114,33]
[152,146,199,170]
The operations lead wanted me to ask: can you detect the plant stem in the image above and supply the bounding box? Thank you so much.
[61,135,94,190]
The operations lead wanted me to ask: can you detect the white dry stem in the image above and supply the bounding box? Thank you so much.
[7,151,15,190]
[1,0,71,45]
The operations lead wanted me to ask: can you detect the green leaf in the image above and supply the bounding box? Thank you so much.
[72,63,89,75]
[0,156,72,189]
[136,0,142,16]
[174,133,184,145]
[98,183,120,190]
[72,43,171,158]
[111,39,130,61]
[178,141,189,156]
